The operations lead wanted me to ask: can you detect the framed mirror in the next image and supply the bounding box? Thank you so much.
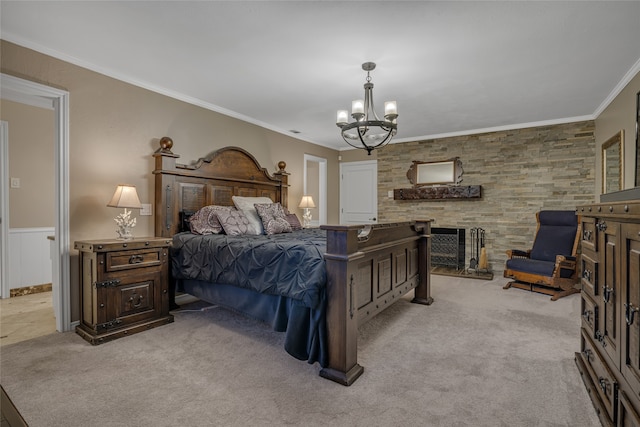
[407,157,463,187]
[602,130,624,194]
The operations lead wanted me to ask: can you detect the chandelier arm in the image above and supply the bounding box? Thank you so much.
[365,84,383,122]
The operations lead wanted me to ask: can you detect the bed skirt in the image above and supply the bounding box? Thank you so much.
[179,279,327,367]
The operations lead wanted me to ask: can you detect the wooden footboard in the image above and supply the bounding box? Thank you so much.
[320,221,432,385]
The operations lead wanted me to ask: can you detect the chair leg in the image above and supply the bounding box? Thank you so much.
[503,280,581,301]
[549,287,581,301]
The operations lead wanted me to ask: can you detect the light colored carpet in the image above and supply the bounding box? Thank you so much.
[0,275,599,427]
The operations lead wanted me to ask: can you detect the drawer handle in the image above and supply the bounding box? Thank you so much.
[603,286,614,304]
[598,377,609,395]
[596,221,607,232]
[129,255,144,264]
[595,330,607,348]
[129,294,144,308]
[581,348,593,362]
[582,310,593,323]
[582,230,592,241]
[582,269,592,282]
[625,303,640,326]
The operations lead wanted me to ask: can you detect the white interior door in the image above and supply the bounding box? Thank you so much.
[340,160,378,224]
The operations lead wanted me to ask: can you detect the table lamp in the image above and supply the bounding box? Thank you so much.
[298,195,316,228]
[108,184,142,240]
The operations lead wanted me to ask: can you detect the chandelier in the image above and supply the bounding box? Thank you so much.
[336,62,398,155]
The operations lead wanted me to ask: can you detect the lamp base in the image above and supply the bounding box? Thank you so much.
[115,226,134,240]
[113,208,137,240]
[302,209,313,228]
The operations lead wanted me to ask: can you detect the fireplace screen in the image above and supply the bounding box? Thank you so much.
[431,227,465,270]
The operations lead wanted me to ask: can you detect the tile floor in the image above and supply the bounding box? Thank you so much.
[0,291,57,348]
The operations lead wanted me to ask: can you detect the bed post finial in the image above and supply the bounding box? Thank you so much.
[158,136,174,154]
[277,161,286,172]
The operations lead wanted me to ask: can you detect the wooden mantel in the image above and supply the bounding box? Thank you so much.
[394,185,482,201]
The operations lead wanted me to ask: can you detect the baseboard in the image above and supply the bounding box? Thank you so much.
[10,283,52,297]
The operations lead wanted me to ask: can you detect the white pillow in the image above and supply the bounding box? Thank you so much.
[232,196,273,235]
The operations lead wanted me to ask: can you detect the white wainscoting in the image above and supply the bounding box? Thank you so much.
[8,227,54,290]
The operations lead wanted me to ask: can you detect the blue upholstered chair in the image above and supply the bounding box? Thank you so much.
[503,210,582,301]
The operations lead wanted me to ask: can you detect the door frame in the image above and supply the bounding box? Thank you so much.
[0,73,71,332]
[303,154,327,226]
[0,121,8,301]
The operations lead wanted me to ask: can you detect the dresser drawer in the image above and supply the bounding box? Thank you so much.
[582,217,598,252]
[581,293,598,338]
[581,329,618,422]
[581,251,599,298]
[105,247,165,272]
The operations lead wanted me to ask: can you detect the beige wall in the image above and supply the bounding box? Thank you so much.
[1,99,55,228]
[1,40,340,320]
[595,71,640,193]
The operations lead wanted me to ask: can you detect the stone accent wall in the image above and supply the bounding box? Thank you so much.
[377,120,596,272]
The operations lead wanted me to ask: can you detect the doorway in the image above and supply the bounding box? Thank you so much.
[303,154,327,226]
[0,73,71,332]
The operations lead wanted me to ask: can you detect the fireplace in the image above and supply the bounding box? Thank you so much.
[431,227,465,270]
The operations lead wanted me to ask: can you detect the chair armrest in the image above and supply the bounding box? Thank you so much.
[552,255,577,277]
[506,249,530,259]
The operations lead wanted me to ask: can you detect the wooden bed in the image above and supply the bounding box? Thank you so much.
[153,137,433,385]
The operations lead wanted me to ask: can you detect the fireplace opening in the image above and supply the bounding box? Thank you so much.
[430,227,465,270]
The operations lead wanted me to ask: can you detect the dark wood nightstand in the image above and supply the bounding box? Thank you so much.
[74,237,174,344]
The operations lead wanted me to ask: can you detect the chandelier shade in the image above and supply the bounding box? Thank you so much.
[336,62,398,155]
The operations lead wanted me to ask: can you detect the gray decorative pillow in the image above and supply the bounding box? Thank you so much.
[215,209,251,236]
[284,213,302,231]
[232,196,273,235]
[254,203,292,235]
[189,205,234,235]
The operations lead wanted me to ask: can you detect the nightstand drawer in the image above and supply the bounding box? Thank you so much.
[105,248,164,272]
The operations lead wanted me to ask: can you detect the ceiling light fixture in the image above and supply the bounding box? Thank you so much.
[336,62,398,155]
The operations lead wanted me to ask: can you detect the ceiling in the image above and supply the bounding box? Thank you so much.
[2,1,640,151]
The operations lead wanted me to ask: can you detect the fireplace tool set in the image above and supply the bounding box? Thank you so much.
[468,227,489,274]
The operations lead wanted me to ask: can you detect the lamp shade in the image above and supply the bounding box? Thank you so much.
[298,195,316,209]
[107,185,142,209]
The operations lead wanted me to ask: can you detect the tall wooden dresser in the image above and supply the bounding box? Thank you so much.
[576,200,640,427]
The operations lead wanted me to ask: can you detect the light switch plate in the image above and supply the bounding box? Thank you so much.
[10,177,20,188]
[140,203,152,216]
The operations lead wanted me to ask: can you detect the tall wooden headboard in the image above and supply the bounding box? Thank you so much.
[153,137,289,238]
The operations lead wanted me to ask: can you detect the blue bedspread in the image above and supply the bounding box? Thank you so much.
[171,229,327,309]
